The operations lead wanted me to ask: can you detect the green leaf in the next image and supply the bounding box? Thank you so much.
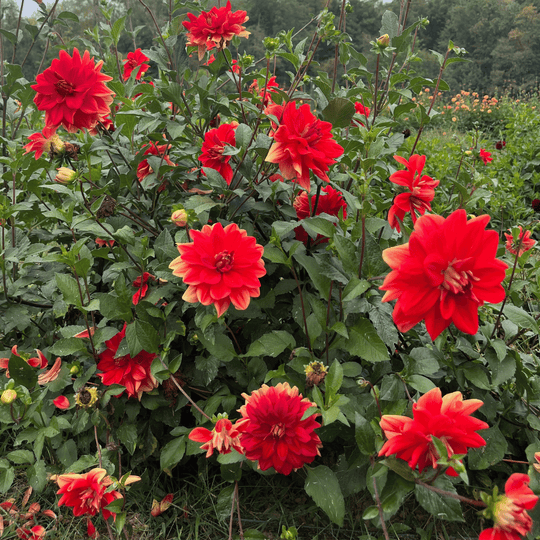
[56,274,81,306]
[28,460,47,492]
[355,412,375,455]
[503,305,539,333]
[235,123,253,149]
[7,450,34,464]
[0,466,14,493]
[245,331,296,358]
[468,426,507,470]
[322,98,355,128]
[49,337,87,356]
[125,320,160,357]
[305,465,345,526]
[8,355,38,388]
[66,454,99,473]
[379,10,399,39]
[325,360,344,402]
[415,477,464,522]
[216,485,235,521]
[339,318,389,362]
[294,253,332,299]
[111,15,126,46]
[160,437,186,476]
[117,424,138,455]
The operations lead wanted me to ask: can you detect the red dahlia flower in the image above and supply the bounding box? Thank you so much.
[237,382,322,475]
[137,142,175,186]
[249,76,280,106]
[123,48,150,81]
[352,101,371,127]
[52,468,122,519]
[182,1,250,60]
[169,222,266,317]
[132,272,156,305]
[504,226,536,257]
[189,418,245,458]
[480,474,538,540]
[199,123,237,185]
[151,494,174,517]
[496,140,506,150]
[293,185,347,244]
[23,126,64,160]
[380,209,508,340]
[532,199,540,212]
[265,101,344,192]
[32,48,114,133]
[16,526,46,540]
[388,154,439,232]
[53,396,70,409]
[480,148,493,165]
[96,324,158,399]
[379,388,488,476]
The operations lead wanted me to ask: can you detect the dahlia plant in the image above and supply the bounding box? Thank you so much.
[0,0,540,538]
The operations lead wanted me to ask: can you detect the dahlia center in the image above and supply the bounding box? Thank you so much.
[214,250,234,273]
[55,79,76,96]
[270,423,286,438]
[207,145,227,162]
[494,497,521,531]
[441,258,479,295]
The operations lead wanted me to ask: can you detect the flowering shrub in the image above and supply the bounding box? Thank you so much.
[1,1,540,538]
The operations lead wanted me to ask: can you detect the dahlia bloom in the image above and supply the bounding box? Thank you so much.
[265,101,344,192]
[480,148,493,165]
[189,418,245,458]
[16,526,46,540]
[169,222,266,317]
[37,356,62,385]
[53,396,70,409]
[352,101,370,127]
[479,474,538,540]
[136,142,175,184]
[199,123,237,185]
[123,49,150,81]
[380,209,508,339]
[132,272,156,305]
[249,76,280,106]
[237,382,322,475]
[496,140,506,150]
[532,199,540,212]
[96,324,158,399]
[293,185,347,244]
[53,468,122,519]
[379,388,489,476]
[95,238,115,248]
[183,1,250,60]
[504,226,536,257]
[388,154,439,232]
[23,126,64,159]
[32,48,114,133]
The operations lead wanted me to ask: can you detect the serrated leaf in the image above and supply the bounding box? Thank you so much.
[245,331,295,358]
[55,274,81,306]
[322,98,355,128]
[468,426,507,470]
[125,320,160,357]
[339,318,388,362]
[305,465,345,526]
[415,477,464,522]
[503,305,539,333]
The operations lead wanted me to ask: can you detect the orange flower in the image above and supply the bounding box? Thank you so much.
[37,356,62,385]
[265,101,344,192]
[123,49,149,81]
[380,209,508,339]
[237,382,322,475]
[379,388,488,476]
[52,468,122,519]
[182,1,250,60]
[96,324,158,399]
[479,474,538,540]
[169,222,266,317]
[504,226,536,257]
[32,48,114,133]
[189,418,244,458]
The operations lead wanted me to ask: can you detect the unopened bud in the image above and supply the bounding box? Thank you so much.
[377,34,390,47]
[1,389,17,404]
[55,167,77,185]
[70,365,80,375]
[171,209,188,227]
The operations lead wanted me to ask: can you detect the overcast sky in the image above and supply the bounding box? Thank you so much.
[14,1,43,19]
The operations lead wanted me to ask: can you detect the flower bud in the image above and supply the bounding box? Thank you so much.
[304,361,328,389]
[377,34,390,47]
[171,209,188,227]
[55,167,77,185]
[1,389,17,404]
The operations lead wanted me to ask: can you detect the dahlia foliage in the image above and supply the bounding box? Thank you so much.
[381,209,508,339]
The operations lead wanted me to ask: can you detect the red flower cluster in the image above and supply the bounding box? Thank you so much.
[238,383,322,475]
[380,209,508,340]
[480,474,538,540]
[480,148,493,165]
[388,154,439,233]
[182,1,250,60]
[504,226,536,257]
[32,48,114,133]
[199,122,238,185]
[189,418,244,458]
[293,185,347,244]
[123,49,150,81]
[496,140,506,150]
[379,388,488,476]
[132,272,156,305]
[265,101,344,192]
[96,324,158,399]
[353,101,370,127]
[169,222,265,317]
[53,468,122,519]
[137,142,175,187]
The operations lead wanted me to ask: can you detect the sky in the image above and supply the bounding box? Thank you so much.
[14,1,42,19]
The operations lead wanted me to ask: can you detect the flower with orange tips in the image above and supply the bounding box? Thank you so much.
[151,494,174,517]
[189,418,244,458]
[237,382,322,475]
[37,357,62,385]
